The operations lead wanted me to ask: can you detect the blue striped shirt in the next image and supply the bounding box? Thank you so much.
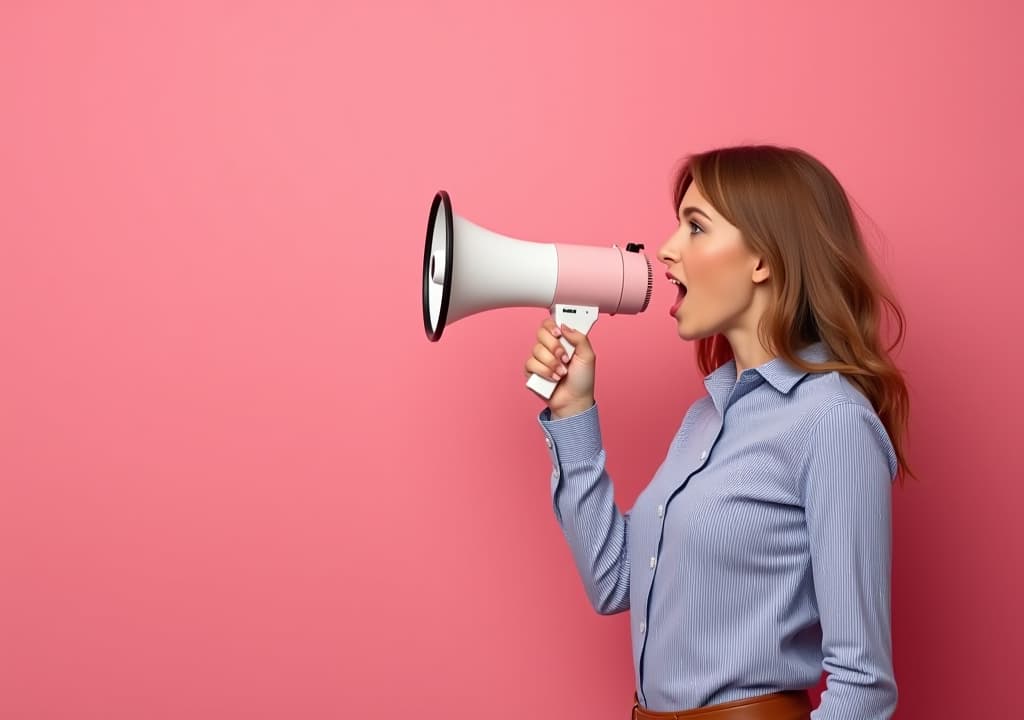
[536,341,898,719]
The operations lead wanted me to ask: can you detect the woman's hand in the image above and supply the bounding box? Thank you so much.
[524,316,596,418]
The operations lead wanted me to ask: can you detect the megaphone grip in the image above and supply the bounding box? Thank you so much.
[525,304,599,400]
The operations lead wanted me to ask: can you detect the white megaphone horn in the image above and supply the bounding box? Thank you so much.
[423,190,654,399]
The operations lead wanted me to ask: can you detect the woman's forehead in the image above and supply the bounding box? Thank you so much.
[678,182,716,218]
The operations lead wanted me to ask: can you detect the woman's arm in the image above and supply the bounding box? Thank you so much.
[804,401,899,720]
[538,402,630,615]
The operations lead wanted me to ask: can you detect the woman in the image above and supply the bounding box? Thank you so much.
[524,145,913,720]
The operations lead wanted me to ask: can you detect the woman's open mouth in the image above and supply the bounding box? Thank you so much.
[668,273,687,316]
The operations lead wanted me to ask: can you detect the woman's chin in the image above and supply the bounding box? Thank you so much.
[675,321,694,340]
[674,319,710,342]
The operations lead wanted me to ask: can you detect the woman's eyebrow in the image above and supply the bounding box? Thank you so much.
[681,206,713,222]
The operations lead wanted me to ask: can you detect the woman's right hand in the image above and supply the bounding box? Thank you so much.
[524,316,596,419]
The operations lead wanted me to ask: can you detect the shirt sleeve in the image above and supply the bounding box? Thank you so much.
[537,402,630,615]
[804,401,899,720]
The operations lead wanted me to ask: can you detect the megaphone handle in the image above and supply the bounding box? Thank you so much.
[525,304,599,400]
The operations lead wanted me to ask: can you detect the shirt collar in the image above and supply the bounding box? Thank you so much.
[757,340,832,393]
[703,340,831,399]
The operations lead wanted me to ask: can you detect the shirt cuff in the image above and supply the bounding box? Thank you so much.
[537,402,603,464]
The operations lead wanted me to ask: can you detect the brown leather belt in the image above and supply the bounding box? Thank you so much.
[632,690,811,720]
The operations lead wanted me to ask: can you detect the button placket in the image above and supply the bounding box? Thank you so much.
[637,425,722,708]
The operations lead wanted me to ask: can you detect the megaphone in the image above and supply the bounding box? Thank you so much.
[422,190,654,399]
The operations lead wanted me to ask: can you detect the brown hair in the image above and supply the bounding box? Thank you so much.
[672,145,915,484]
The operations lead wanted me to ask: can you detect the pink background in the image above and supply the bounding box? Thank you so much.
[2,2,1021,718]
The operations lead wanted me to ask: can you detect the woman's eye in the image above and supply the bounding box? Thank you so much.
[689,221,703,235]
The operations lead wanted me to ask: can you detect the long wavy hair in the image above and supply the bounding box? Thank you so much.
[672,145,915,484]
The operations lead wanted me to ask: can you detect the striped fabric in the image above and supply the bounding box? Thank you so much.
[537,341,898,719]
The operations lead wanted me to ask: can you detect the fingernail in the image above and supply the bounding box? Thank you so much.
[561,354,569,364]
[558,364,568,375]
[552,327,562,337]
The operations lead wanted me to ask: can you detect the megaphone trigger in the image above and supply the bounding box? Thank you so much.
[524,304,599,400]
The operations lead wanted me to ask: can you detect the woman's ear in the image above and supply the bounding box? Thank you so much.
[751,257,771,284]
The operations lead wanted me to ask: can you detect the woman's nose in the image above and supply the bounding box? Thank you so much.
[657,241,676,266]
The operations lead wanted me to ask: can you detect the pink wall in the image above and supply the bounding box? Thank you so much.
[2,2,1020,718]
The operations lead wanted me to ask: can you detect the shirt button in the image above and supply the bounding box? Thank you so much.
[700,449,708,460]
[545,437,552,448]
[656,504,664,518]
[639,621,646,634]
[649,556,656,569]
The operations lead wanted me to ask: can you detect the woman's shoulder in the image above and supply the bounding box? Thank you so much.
[796,367,877,418]
[794,370,898,474]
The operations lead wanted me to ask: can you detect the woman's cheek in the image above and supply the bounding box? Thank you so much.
[698,243,746,295]
[685,250,716,297]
